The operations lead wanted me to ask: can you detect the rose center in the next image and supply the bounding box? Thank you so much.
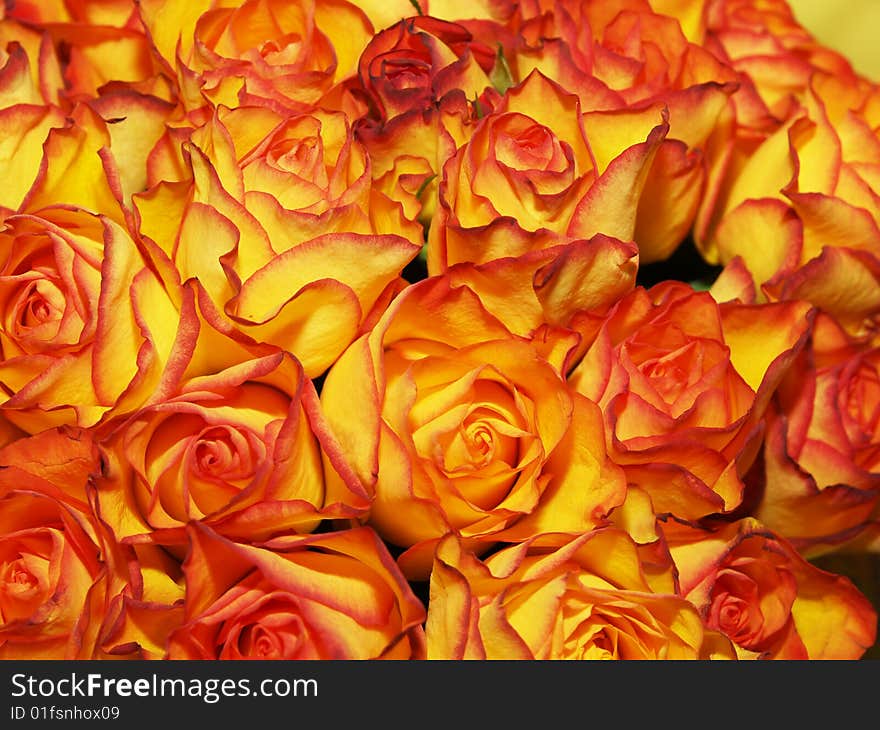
[1,557,39,600]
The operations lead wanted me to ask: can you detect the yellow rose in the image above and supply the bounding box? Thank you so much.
[164,523,426,659]
[95,280,370,544]
[427,69,668,272]
[667,517,877,659]
[426,530,736,659]
[0,206,181,433]
[135,106,421,378]
[322,273,627,579]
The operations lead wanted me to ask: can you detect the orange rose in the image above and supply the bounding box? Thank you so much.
[751,313,880,553]
[691,0,880,342]
[357,88,477,230]
[667,517,877,659]
[427,69,668,272]
[321,272,627,579]
[137,0,375,115]
[0,206,183,433]
[0,427,128,659]
[134,107,421,378]
[165,523,426,659]
[426,530,736,659]
[569,280,813,521]
[509,0,738,262]
[95,280,369,544]
[7,0,164,103]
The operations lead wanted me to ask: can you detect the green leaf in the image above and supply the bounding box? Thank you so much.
[489,44,514,95]
[688,278,713,292]
[409,0,424,15]
[415,174,436,201]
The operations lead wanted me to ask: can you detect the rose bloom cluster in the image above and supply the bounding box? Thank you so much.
[0,0,877,661]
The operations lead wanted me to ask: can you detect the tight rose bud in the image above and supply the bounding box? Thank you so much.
[355,16,494,123]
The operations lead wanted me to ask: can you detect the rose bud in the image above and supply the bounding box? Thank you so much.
[426,530,736,659]
[666,516,877,659]
[569,280,814,522]
[321,273,628,579]
[164,523,426,660]
[355,16,494,123]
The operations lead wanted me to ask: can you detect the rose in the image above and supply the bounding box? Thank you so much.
[427,68,668,273]
[0,426,128,659]
[136,0,376,115]
[355,16,494,123]
[95,280,369,544]
[134,109,421,378]
[321,271,628,579]
[751,313,880,552]
[0,205,182,434]
[666,516,877,659]
[164,523,426,660]
[426,529,736,659]
[692,0,880,341]
[696,78,880,340]
[509,0,738,262]
[569,280,813,521]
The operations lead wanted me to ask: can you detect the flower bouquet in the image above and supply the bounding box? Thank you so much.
[0,0,878,661]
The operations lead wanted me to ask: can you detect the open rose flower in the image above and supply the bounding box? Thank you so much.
[751,314,880,552]
[136,0,376,115]
[427,69,668,273]
[426,529,736,659]
[0,426,129,659]
[165,523,426,660]
[0,206,182,434]
[321,272,628,579]
[134,108,421,378]
[569,280,813,521]
[509,0,738,263]
[95,280,368,544]
[691,0,880,342]
[697,79,880,340]
[666,517,877,659]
